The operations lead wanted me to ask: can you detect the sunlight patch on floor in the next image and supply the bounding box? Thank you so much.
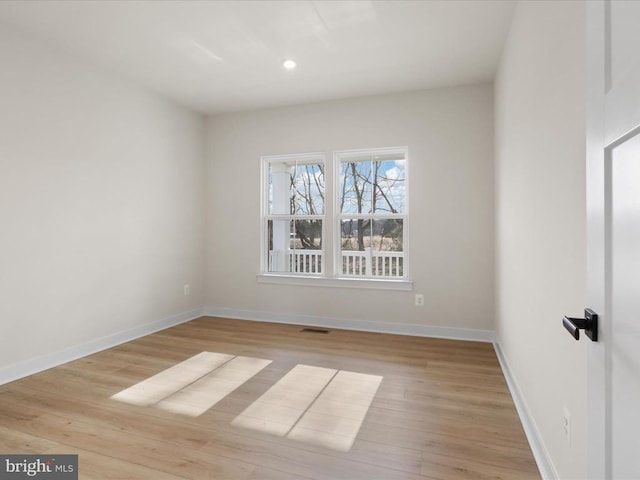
[156,356,272,416]
[231,365,336,435]
[287,370,383,451]
[110,352,271,416]
[232,365,383,452]
[110,352,233,406]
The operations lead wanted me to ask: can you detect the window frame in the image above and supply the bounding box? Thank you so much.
[260,152,326,276]
[258,147,412,290]
[333,146,409,280]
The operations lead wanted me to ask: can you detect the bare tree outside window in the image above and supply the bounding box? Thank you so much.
[338,150,407,277]
[291,164,324,251]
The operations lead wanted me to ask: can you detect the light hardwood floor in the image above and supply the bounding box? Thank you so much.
[0,317,541,479]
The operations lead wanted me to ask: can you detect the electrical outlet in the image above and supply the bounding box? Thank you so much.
[184,284,190,296]
[563,405,571,445]
[415,294,424,307]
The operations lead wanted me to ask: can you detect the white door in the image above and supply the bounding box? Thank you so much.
[587,1,640,478]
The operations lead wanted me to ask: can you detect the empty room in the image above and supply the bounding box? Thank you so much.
[1,1,638,479]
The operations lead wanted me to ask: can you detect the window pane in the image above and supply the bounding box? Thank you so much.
[292,163,324,215]
[340,218,372,251]
[269,161,324,215]
[373,159,406,214]
[340,161,372,214]
[267,219,322,274]
[267,219,294,273]
[292,219,323,274]
[339,219,404,277]
[370,219,404,277]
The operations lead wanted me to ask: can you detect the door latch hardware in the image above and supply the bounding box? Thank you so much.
[563,308,598,342]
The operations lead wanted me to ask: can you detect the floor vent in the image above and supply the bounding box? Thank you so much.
[300,328,330,334]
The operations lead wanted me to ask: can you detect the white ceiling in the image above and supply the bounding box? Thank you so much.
[0,0,516,115]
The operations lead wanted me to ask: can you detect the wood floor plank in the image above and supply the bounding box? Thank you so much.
[0,425,58,453]
[41,445,189,480]
[0,316,540,479]
[421,450,540,480]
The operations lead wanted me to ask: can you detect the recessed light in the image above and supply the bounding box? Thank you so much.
[282,59,297,70]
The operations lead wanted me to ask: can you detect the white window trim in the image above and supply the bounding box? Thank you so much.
[256,273,413,291]
[259,147,411,290]
[260,152,326,275]
[333,146,409,280]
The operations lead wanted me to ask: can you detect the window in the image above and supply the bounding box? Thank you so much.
[261,147,408,285]
[262,153,325,275]
[336,147,407,278]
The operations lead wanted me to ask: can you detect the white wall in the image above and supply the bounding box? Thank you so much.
[0,24,206,373]
[495,1,586,478]
[205,85,495,335]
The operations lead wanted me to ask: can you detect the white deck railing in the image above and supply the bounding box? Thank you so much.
[291,250,322,274]
[269,248,404,277]
[342,248,404,277]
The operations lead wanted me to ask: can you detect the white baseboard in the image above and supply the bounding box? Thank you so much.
[203,305,495,343]
[0,307,204,386]
[1,305,491,387]
[494,341,558,480]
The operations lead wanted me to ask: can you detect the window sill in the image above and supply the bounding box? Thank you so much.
[256,274,413,291]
